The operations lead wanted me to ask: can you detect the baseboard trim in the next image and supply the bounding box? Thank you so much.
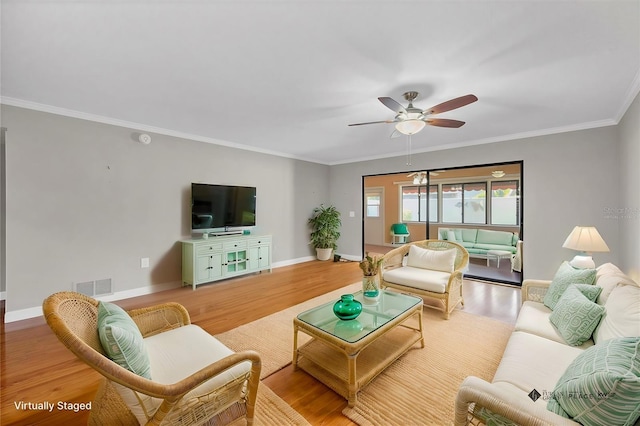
[3,256,351,323]
[3,280,183,324]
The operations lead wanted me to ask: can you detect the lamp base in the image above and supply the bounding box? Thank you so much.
[569,255,595,269]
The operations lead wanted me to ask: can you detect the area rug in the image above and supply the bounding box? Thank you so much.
[216,282,361,378]
[216,283,514,425]
[341,308,513,425]
[228,383,310,426]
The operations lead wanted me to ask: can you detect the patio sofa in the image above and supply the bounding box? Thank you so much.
[437,227,518,256]
[454,262,640,426]
[438,227,522,271]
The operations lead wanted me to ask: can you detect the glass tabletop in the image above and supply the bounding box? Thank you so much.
[296,290,421,343]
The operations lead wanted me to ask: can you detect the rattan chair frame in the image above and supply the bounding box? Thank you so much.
[380,239,470,319]
[43,291,261,426]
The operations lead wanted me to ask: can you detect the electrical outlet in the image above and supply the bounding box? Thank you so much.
[141,258,150,268]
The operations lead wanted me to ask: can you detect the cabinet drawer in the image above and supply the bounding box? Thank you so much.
[196,243,222,255]
[248,237,272,247]
[223,240,247,250]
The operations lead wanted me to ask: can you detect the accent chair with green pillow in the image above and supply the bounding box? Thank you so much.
[43,291,261,426]
[454,262,640,426]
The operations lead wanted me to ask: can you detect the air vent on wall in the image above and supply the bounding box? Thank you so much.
[75,279,113,297]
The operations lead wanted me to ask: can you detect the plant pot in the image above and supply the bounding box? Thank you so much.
[316,248,333,261]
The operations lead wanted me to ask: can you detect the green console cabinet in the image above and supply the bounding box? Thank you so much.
[182,234,272,289]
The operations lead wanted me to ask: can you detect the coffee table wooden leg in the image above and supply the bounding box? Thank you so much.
[417,309,425,348]
[347,353,357,407]
[292,325,299,370]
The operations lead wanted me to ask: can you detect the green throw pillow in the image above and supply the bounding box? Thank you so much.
[549,284,604,346]
[97,301,152,379]
[543,261,596,310]
[547,337,640,426]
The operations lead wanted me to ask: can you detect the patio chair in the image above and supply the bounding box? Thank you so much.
[42,291,261,426]
[390,223,410,244]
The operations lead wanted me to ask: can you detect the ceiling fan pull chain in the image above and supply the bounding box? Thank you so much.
[406,134,412,165]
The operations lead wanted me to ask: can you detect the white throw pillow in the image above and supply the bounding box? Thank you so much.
[595,263,639,305]
[406,245,456,273]
[593,284,640,344]
[447,230,457,242]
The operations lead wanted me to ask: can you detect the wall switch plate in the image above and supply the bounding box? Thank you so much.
[141,258,150,268]
[349,211,355,217]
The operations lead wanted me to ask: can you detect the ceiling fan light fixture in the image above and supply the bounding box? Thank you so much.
[395,119,425,135]
[492,170,506,178]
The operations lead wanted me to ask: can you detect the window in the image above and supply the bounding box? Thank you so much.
[402,185,438,222]
[428,185,438,222]
[442,184,462,223]
[366,193,380,217]
[442,183,486,224]
[491,180,519,225]
[463,183,486,224]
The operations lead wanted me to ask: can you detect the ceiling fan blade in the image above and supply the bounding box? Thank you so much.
[426,118,466,128]
[423,94,478,115]
[390,129,403,138]
[348,120,395,126]
[378,97,406,114]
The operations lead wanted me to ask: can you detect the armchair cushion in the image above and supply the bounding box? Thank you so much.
[97,301,152,379]
[549,285,604,346]
[406,245,456,273]
[547,337,640,426]
[118,324,252,425]
[383,266,451,293]
[543,262,596,310]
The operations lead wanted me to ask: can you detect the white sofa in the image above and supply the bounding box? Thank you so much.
[455,263,640,426]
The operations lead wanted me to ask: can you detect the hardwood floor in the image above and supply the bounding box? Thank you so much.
[0,260,520,425]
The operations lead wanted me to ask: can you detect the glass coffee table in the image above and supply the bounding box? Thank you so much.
[293,290,424,407]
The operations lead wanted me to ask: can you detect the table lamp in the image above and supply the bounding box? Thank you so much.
[562,226,609,269]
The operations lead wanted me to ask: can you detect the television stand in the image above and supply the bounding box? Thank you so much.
[212,230,243,236]
[181,234,272,289]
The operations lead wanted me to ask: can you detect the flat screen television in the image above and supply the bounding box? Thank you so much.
[191,183,256,232]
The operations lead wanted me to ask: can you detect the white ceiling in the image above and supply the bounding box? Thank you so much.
[2,1,639,165]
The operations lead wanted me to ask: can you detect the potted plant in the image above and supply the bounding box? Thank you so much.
[308,204,341,261]
[359,252,383,301]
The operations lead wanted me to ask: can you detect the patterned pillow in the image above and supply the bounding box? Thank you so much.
[549,284,604,346]
[547,337,640,426]
[543,261,596,310]
[97,301,152,379]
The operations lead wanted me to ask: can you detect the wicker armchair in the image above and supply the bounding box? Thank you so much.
[42,292,261,426]
[381,240,469,319]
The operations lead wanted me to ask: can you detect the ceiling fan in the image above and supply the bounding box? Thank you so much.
[348,92,478,137]
[407,171,440,184]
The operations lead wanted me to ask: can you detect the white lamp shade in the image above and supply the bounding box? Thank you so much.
[562,226,610,253]
[395,119,425,135]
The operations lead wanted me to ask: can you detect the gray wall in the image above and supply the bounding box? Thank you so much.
[3,93,638,319]
[3,105,329,316]
[617,93,640,282]
[330,125,625,280]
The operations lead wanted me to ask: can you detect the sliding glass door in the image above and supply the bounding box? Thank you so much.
[363,161,523,285]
